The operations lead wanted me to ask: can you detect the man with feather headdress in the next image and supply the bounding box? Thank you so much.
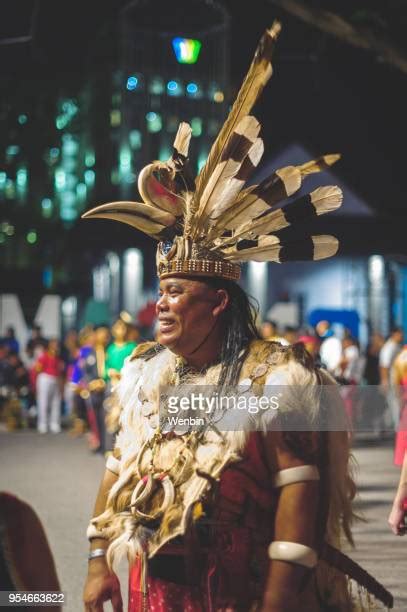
[82,22,392,612]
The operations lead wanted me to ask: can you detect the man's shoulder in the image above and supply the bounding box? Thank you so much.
[242,338,315,380]
[129,341,164,361]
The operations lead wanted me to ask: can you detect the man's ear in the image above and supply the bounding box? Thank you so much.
[212,289,229,318]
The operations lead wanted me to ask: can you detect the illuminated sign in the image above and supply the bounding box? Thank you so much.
[172,37,202,64]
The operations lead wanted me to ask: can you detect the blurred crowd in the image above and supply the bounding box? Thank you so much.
[259,319,405,434]
[1,313,406,452]
[0,313,141,453]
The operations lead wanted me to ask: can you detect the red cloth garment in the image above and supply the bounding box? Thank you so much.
[128,433,285,611]
[129,562,205,612]
[394,376,407,466]
[37,353,64,378]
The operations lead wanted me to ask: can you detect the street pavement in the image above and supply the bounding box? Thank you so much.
[0,430,406,611]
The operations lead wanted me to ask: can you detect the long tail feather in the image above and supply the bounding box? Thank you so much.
[191,116,262,236]
[226,185,342,243]
[222,234,339,262]
[210,153,341,237]
[299,153,341,176]
[81,201,176,240]
[192,22,281,220]
[209,166,301,237]
[173,122,192,159]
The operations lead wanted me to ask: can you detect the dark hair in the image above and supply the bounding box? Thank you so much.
[198,277,260,386]
[263,319,277,327]
[391,326,403,336]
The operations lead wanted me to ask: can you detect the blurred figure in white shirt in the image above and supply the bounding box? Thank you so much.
[316,320,342,376]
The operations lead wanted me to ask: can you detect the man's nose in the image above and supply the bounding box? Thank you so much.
[156,294,169,312]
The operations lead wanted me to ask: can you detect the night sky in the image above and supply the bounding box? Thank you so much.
[2,0,407,221]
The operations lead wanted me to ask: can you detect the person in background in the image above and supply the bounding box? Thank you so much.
[361,332,386,434]
[61,329,79,421]
[388,449,407,536]
[105,313,137,385]
[25,324,47,365]
[127,323,141,345]
[283,325,299,345]
[0,344,12,388]
[259,319,278,340]
[392,345,407,467]
[379,327,404,429]
[2,327,19,355]
[6,352,29,394]
[69,326,95,436]
[363,332,384,386]
[35,339,65,434]
[337,335,362,426]
[316,320,342,377]
[259,319,287,344]
[86,325,110,453]
[298,334,319,362]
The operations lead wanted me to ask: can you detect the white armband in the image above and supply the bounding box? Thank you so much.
[106,454,121,475]
[273,465,319,488]
[268,541,318,568]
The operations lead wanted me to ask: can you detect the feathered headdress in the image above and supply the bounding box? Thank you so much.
[82,21,343,281]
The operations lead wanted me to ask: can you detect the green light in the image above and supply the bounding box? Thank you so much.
[56,115,68,130]
[0,234,5,245]
[6,145,19,156]
[85,151,96,167]
[191,117,202,137]
[16,168,28,188]
[5,224,14,236]
[60,207,77,222]
[61,191,76,206]
[61,99,78,115]
[84,169,95,187]
[129,130,142,150]
[5,180,15,199]
[149,77,164,95]
[41,198,53,219]
[158,146,171,162]
[172,37,202,64]
[76,182,87,199]
[27,230,37,244]
[146,112,162,133]
[110,110,121,127]
[62,136,78,156]
[55,169,66,190]
[0,172,6,189]
[197,152,208,172]
[111,169,120,185]
[119,147,131,171]
[18,114,28,125]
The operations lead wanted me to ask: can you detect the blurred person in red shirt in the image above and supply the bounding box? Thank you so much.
[35,339,65,434]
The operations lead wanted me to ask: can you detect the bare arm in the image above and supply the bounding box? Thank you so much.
[83,469,123,612]
[389,452,407,536]
[261,431,320,612]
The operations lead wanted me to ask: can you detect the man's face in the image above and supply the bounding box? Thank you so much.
[156,277,227,356]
